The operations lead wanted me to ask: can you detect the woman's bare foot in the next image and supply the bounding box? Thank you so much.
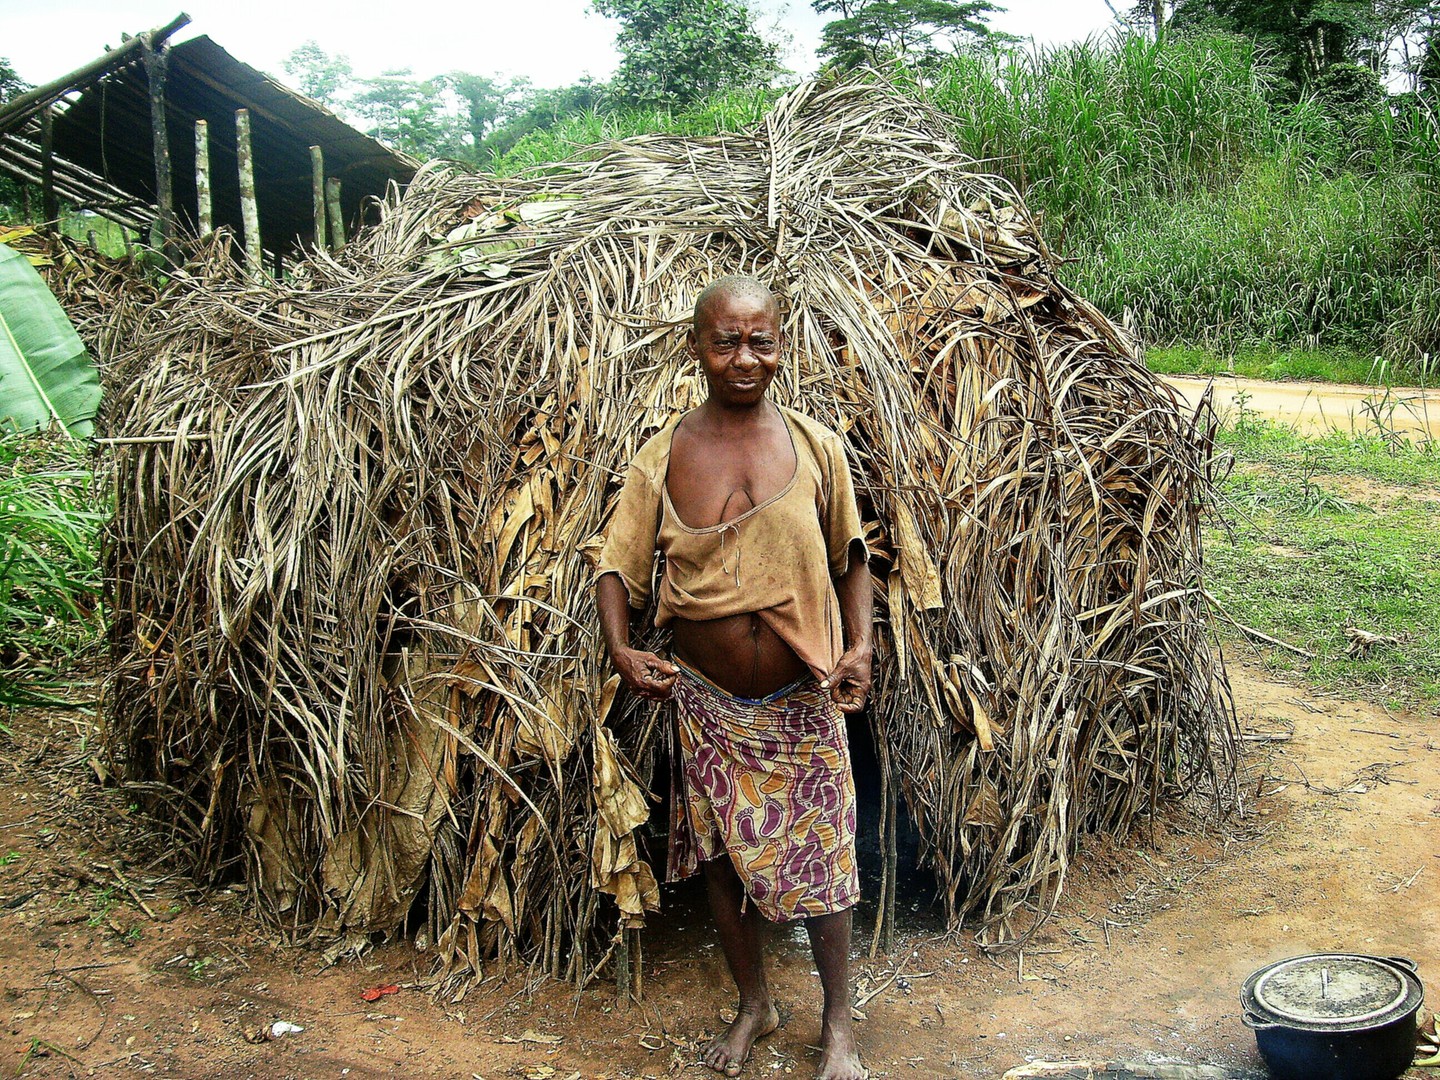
[702,1001,780,1076]
[814,1010,865,1080]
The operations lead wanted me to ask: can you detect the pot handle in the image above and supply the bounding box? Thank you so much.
[1242,1009,1278,1032]
[1387,956,1418,974]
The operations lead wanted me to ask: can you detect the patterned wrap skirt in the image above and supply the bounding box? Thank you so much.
[667,661,859,922]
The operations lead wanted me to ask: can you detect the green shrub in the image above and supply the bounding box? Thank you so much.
[0,433,106,712]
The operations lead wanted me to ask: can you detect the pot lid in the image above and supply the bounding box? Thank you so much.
[1251,955,1418,1027]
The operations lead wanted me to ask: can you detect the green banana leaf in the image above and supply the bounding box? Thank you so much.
[0,241,101,439]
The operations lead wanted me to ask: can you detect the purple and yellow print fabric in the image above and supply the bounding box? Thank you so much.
[668,663,859,922]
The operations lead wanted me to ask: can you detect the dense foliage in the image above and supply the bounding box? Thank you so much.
[1163,0,1440,90]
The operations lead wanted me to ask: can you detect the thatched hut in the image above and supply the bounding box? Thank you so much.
[101,78,1236,989]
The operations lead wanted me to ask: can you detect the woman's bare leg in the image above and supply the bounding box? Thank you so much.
[700,856,780,1076]
[806,909,864,1080]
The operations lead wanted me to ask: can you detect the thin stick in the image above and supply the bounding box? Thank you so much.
[1235,622,1316,659]
[104,864,159,921]
[94,434,213,445]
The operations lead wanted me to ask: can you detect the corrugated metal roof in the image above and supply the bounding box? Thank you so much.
[2,33,417,255]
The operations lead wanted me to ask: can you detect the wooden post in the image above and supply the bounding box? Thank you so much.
[86,229,98,251]
[39,105,58,224]
[628,928,643,1002]
[141,34,178,266]
[194,119,212,237]
[309,145,326,251]
[325,176,345,251]
[614,925,630,1005]
[235,108,262,278]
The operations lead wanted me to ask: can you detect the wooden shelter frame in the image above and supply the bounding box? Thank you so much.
[0,13,416,266]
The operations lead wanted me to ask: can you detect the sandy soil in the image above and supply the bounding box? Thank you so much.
[1,661,1436,1080]
[1162,376,1440,442]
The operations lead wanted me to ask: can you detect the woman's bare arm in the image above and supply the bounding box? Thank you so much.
[596,572,678,700]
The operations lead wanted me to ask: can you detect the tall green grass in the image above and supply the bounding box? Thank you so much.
[921,34,1281,235]
[920,34,1440,369]
[1072,162,1436,350]
[0,433,106,714]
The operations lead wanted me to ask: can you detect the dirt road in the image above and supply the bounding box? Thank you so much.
[1163,375,1440,442]
[2,659,1437,1079]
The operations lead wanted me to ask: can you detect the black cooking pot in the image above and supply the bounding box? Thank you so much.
[1241,953,1424,1080]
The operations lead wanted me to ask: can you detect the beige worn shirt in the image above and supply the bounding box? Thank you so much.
[598,405,866,679]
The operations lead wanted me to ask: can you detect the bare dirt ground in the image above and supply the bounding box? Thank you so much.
[1162,376,1440,442]
[1,660,1436,1080]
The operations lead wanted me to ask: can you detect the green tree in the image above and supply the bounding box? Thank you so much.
[594,0,784,108]
[448,73,532,163]
[1117,0,1182,39]
[1167,0,1439,86]
[814,0,1006,71]
[282,41,353,108]
[0,57,26,101]
[0,59,31,220]
[353,70,463,160]
[479,79,606,162]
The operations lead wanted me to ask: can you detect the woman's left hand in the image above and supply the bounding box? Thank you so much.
[821,642,872,713]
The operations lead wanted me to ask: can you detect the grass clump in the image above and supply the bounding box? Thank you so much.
[1206,422,1440,710]
[0,432,106,714]
[1146,345,1385,385]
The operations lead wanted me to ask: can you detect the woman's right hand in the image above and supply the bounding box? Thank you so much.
[612,647,679,701]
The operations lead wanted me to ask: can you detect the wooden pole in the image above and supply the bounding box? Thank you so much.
[142,34,178,266]
[614,923,630,1005]
[309,145,326,251]
[39,104,58,224]
[235,108,262,278]
[324,177,345,252]
[194,119,212,236]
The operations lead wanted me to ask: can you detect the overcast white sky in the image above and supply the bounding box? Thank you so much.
[2,0,1121,91]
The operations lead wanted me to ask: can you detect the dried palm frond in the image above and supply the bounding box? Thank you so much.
[101,77,1236,990]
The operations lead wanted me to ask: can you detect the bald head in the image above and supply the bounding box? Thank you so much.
[693,275,779,333]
